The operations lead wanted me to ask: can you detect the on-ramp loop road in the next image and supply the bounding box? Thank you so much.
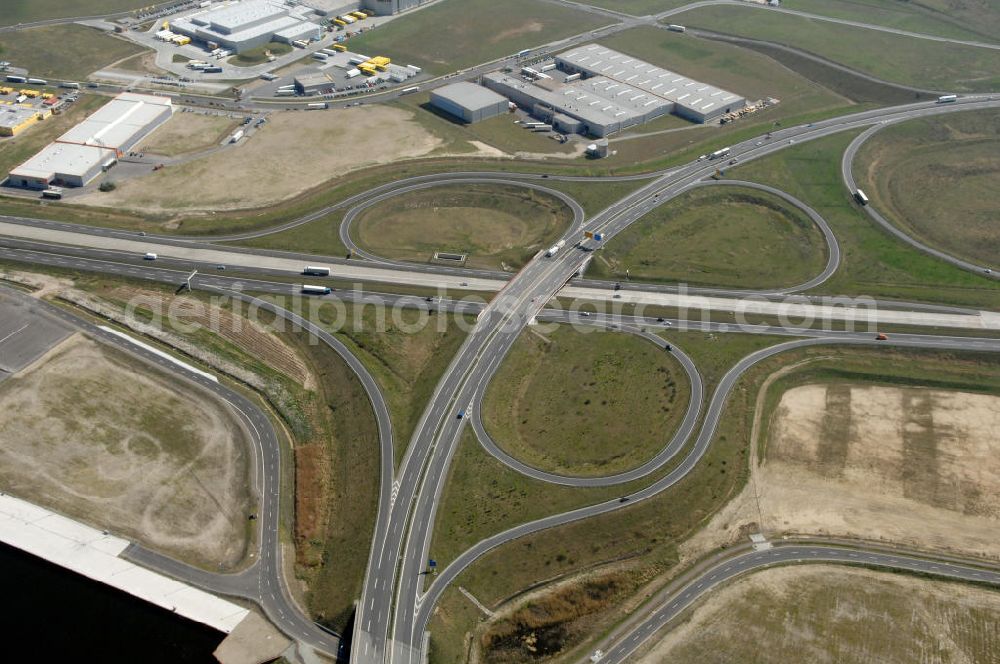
[469,322,704,487]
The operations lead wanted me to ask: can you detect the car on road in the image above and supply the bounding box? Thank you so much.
[665,343,672,351]
[876,333,888,341]
[216,264,226,270]
[457,410,465,419]
[579,311,591,317]
[986,268,993,274]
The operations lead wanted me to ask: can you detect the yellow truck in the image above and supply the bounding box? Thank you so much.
[19,89,39,98]
[350,11,367,19]
[370,56,390,67]
[359,65,377,75]
[332,43,346,51]
[333,18,347,26]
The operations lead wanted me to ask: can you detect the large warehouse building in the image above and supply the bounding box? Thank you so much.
[430,82,508,124]
[481,43,747,136]
[361,0,434,16]
[170,0,321,53]
[555,44,746,123]
[8,93,173,190]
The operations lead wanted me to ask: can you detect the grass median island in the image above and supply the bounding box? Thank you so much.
[855,109,1000,270]
[427,330,789,664]
[778,0,1000,43]
[0,24,148,80]
[0,94,105,177]
[429,339,1000,663]
[674,5,1000,92]
[346,0,609,75]
[732,130,1000,310]
[633,565,1000,664]
[355,183,573,270]
[482,325,690,476]
[587,186,828,289]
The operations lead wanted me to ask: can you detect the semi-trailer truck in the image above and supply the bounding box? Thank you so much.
[303,266,331,276]
[709,147,731,159]
[545,239,566,257]
[937,94,958,103]
[60,81,81,89]
[307,102,328,109]
[302,284,332,295]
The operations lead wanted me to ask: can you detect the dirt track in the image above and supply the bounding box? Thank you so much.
[0,334,252,568]
[683,382,1000,562]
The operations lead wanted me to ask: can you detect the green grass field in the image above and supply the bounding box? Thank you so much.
[429,339,1000,663]
[355,183,573,270]
[673,5,1000,92]
[0,0,149,26]
[307,302,473,468]
[346,0,609,75]
[732,130,1000,310]
[641,565,1000,663]
[0,24,147,80]
[483,325,691,477]
[782,0,1000,43]
[855,109,1000,270]
[576,0,693,16]
[587,186,828,289]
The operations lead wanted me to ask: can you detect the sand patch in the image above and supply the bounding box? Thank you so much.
[0,334,252,568]
[683,383,1000,562]
[76,105,442,213]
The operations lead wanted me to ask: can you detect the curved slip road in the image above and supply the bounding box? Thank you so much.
[584,541,1000,664]
[469,322,704,487]
[413,331,1000,642]
[0,285,344,654]
[842,119,1000,279]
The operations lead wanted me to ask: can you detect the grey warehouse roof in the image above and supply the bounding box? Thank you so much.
[431,82,507,111]
[557,44,745,115]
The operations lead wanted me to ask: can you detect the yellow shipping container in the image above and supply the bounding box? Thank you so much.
[20,89,40,97]
[332,43,346,51]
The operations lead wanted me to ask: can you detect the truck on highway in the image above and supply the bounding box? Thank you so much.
[709,147,731,159]
[937,94,958,103]
[400,86,420,95]
[301,284,332,295]
[667,24,686,32]
[545,239,566,257]
[854,189,869,206]
[6,75,26,84]
[60,81,81,89]
[303,266,331,276]
[307,102,328,109]
[27,77,47,86]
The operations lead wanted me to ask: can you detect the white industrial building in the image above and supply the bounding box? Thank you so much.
[430,82,508,124]
[170,0,321,53]
[481,43,747,137]
[556,44,746,123]
[8,93,173,190]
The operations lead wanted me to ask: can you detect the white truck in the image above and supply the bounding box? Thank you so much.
[143,252,158,260]
[301,284,332,295]
[937,94,958,103]
[303,266,331,276]
[709,147,731,159]
[545,239,566,257]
